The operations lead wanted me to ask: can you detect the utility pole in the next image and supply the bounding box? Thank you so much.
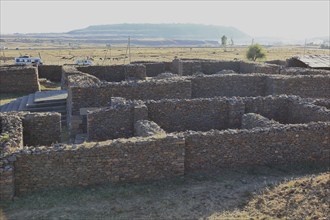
[128,36,131,64]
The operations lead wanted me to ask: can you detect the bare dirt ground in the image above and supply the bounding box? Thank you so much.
[1,163,328,220]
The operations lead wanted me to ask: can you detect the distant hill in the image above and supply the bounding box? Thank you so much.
[67,23,250,41]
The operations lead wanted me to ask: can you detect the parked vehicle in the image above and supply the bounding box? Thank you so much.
[75,59,93,66]
[15,56,43,66]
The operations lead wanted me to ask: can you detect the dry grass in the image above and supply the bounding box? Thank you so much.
[1,46,329,66]
[211,172,330,219]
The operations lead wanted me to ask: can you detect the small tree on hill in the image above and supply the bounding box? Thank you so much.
[221,35,227,51]
[246,44,266,61]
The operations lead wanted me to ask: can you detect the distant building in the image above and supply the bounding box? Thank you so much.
[286,55,330,70]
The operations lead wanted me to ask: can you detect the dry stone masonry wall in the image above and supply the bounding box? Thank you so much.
[0,66,40,93]
[1,58,330,201]
[241,113,282,129]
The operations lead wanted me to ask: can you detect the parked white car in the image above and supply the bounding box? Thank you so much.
[15,56,43,66]
[75,59,93,66]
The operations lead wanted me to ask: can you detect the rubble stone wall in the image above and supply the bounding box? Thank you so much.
[0,66,40,93]
[22,113,62,146]
[13,135,185,196]
[241,113,282,129]
[38,65,62,82]
[184,122,330,171]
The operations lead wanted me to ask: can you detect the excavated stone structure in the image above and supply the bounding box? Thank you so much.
[1,59,329,201]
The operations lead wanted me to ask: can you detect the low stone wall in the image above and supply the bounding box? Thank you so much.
[76,65,126,82]
[13,134,185,195]
[280,67,330,75]
[269,75,330,98]
[287,98,330,124]
[134,120,166,137]
[244,96,290,123]
[265,60,287,66]
[0,66,40,93]
[77,64,147,82]
[38,65,62,82]
[62,65,101,89]
[125,64,147,80]
[87,103,135,141]
[23,113,62,146]
[191,74,267,98]
[184,121,330,171]
[132,61,165,77]
[0,166,14,201]
[313,99,330,109]
[146,97,245,132]
[191,73,330,99]
[0,112,61,200]
[87,100,148,141]
[241,113,282,129]
[0,113,23,156]
[68,78,191,136]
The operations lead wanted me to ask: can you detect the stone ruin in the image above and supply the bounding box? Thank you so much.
[0,58,330,201]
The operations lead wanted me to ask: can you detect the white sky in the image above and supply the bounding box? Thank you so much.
[1,0,329,39]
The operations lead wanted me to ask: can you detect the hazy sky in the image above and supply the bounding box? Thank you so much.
[1,0,329,39]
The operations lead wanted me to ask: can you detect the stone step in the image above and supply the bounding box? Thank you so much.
[5,101,15,112]
[27,99,67,108]
[18,95,29,111]
[0,103,10,112]
[26,94,35,108]
[28,106,67,113]
[11,98,22,111]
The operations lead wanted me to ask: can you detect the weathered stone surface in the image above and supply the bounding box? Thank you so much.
[241,113,282,129]
[13,134,185,196]
[0,65,40,93]
[134,120,166,137]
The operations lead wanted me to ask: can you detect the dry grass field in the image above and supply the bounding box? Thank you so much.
[1,45,329,66]
[0,164,328,220]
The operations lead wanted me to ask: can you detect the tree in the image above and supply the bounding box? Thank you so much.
[221,35,227,51]
[246,44,266,61]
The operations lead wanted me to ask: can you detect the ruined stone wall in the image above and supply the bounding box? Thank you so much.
[131,61,165,77]
[22,112,62,146]
[87,105,135,141]
[68,78,192,136]
[13,135,185,195]
[146,97,245,132]
[244,96,290,123]
[0,114,23,200]
[201,61,240,74]
[280,67,330,75]
[76,65,126,82]
[77,64,146,82]
[38,65,62,82]
[241,113,282,129]
[269,75,330,98]
[184,122,330,172]
[287,98,330,124]
[191,74,267,98]
[191,74,330,99]
[0,66,40,93]
[0,113,23,155]
[87,100,149,141]
[134,120,166,137]
[313,99,330,109]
